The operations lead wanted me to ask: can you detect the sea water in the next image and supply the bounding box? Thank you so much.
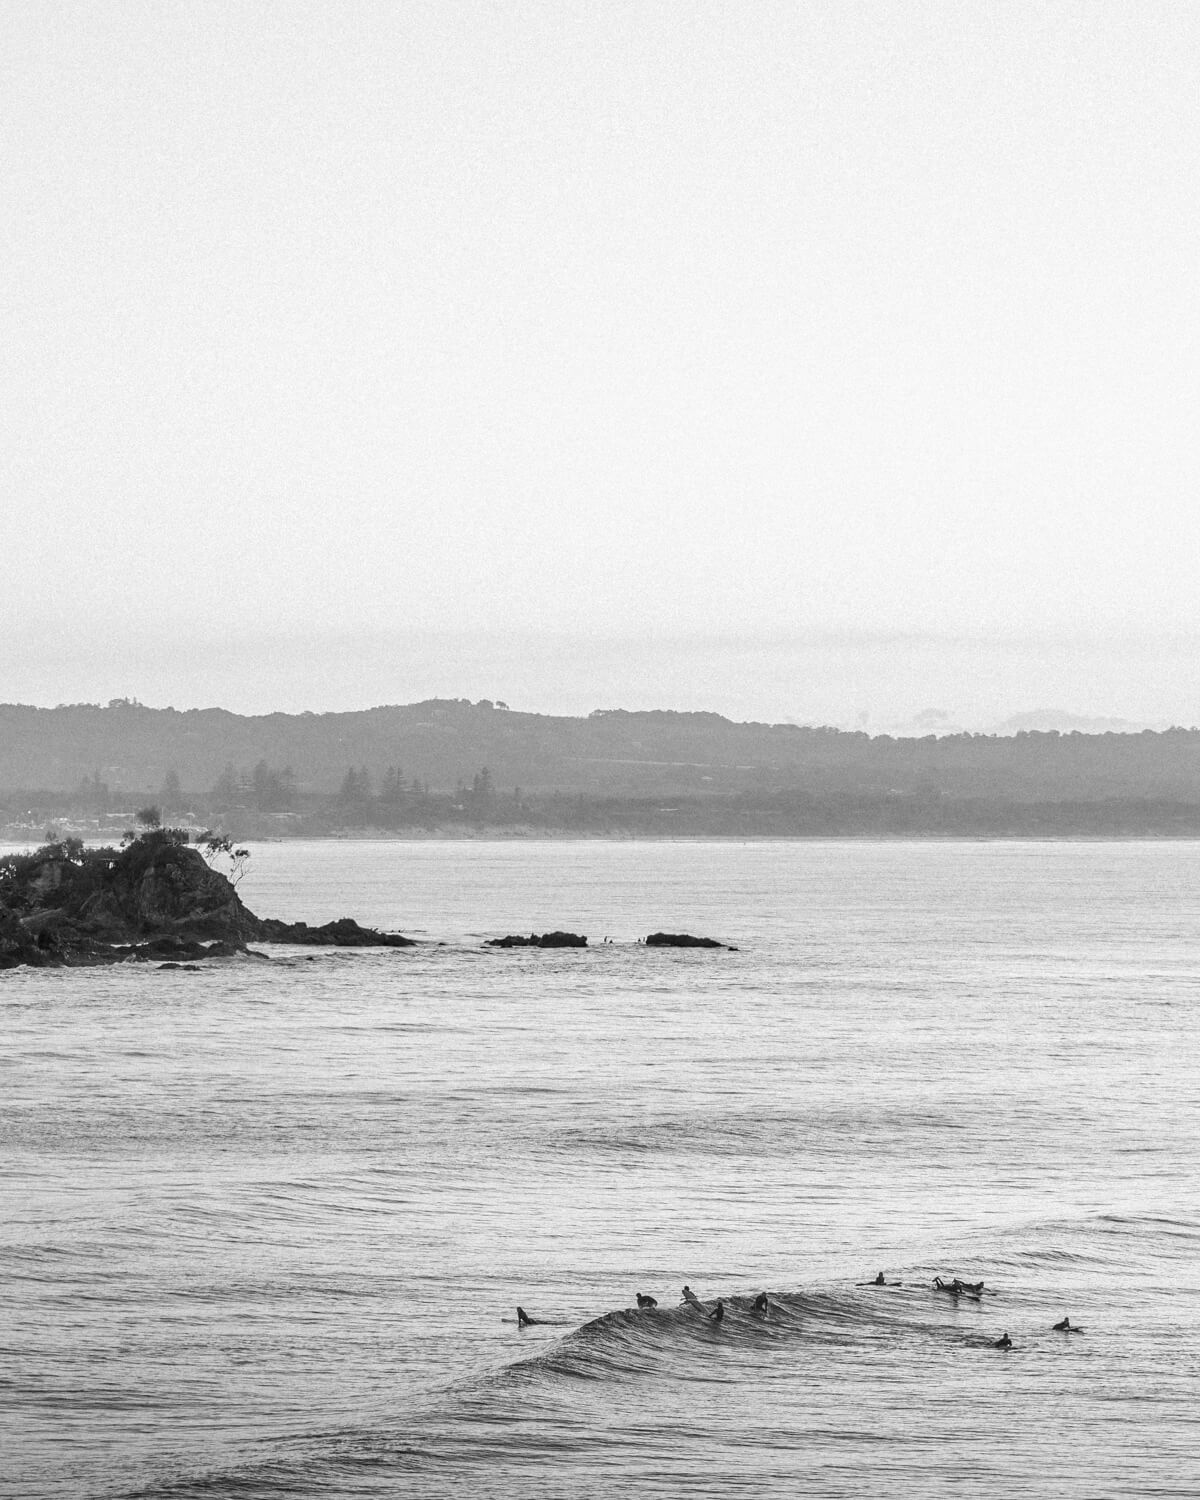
[3,839,1199,1498]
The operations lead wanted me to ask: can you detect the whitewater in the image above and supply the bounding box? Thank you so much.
[3,838,1198,1498]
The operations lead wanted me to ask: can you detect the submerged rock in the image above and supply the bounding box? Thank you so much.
[485,931,588,948]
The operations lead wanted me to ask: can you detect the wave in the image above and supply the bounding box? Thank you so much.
[492,1284,980,1392]
[112,1282,1002,1499]
[552,1103,977,1160]
[940,1208,1200,1279]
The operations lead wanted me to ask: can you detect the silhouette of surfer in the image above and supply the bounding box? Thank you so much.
[636,1293,658,1309]
[681,1285,706,1313]
[752,1292,769,1314]
[1053,1316,1082,1333]
[517,1306,539,1328]
[710,1299,725,1323]
[935,1276,983,1298]
[993,1331,1012,1349]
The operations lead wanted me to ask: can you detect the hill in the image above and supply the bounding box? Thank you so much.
[4,698,1200,836]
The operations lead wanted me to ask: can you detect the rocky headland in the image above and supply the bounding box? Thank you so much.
[0,830,414,969]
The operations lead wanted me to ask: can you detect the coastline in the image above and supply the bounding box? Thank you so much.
[7,828,1200,848]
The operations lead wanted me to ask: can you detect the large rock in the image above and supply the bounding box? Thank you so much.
[644,931,733,949]
[0,835,414,968]
[256,916,415,948]
[484,931,588,948]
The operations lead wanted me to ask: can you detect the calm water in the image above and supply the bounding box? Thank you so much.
[3,839,1199,1498]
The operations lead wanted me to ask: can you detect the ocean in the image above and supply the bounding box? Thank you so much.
[3,838,1198,1498]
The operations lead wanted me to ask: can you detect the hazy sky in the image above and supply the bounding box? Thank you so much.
[4,2,1200,722]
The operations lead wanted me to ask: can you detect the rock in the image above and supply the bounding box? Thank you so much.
[485,931,588,948]
[0,834,415,969]
[644,931,734,949]
[256,916,415,947]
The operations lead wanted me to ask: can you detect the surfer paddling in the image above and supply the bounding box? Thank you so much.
[993,1331,1012,1349]
[1053,1316,1082,1333]
[934,1277,984,1299]
[636,1293,658,1309]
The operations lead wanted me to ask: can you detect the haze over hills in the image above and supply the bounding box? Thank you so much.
[3,699,1200,812]
[871,708,1166,738]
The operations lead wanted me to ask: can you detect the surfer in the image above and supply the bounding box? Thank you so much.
[874,1272,886,1285]
[752,1293,769,1314]
[1053,1316,1081,1333]
[681,1285,706,1313]
[710,1300,725,1323]
[636,1293,658,1309]
[935,1277,982,1297]
[517,1306,538,1328]
[993,1331,1012,1349]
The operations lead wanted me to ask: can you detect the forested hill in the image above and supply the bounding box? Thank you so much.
[4,697,1200,804]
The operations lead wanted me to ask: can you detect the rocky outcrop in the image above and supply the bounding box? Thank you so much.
[0,834,414,969]
[644,931,735,949]
[256,916,414,947]
[484,931,588,948]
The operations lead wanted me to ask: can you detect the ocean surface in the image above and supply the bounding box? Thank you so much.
[3,838,1199,1498]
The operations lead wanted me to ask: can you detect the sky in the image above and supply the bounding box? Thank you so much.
[4,1,1200,725]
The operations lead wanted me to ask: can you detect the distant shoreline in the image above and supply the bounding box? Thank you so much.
[7,828,1200,847]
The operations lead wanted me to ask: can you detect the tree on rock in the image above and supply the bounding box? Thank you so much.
[196,831,251,887]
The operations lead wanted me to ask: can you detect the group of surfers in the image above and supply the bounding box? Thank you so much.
[516,1273,1084,1349]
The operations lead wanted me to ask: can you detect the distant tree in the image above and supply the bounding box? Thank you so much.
[136,806,162,830]
[250,759,294,812]
[74,771,110,814]
[160,768,183,810]
[338,766,372,805]
[379,766,408,804]
[252,759,272,807]
[211,764,239,804]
